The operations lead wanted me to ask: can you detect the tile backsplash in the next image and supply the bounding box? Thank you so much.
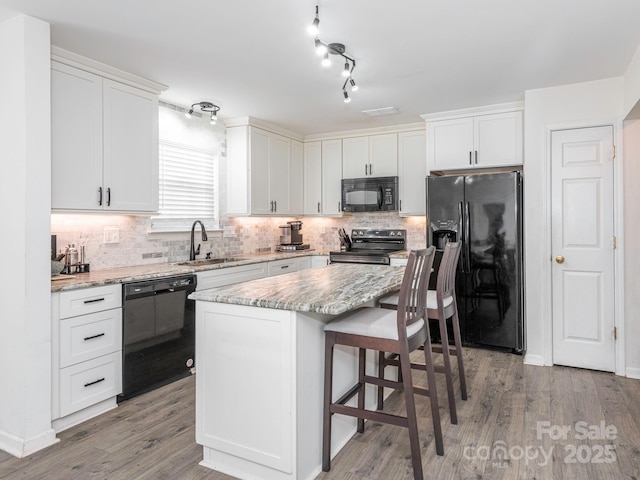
[51,213,427,271]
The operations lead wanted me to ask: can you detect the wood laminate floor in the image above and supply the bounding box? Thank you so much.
[1,348,639,480]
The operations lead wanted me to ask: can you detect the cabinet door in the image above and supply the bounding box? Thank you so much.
[342,136,369,178]
[269,133,291,214]
[250,128,271,214]
[474,111,523,167]
[370,133,398,176]
[103,79,159,212]
[426,117,474,171]
[51,63,103,210]
[398,131,426,216]
[321,139,343,215]
[303,142,322,215]
[289,140,304,215]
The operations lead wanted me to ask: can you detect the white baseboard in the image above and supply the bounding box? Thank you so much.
[625,367,640,379]
[523,353,546,366]
[52,397,118,433]
[0,428,58,458]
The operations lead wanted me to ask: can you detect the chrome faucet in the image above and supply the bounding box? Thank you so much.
[189,220,208,260]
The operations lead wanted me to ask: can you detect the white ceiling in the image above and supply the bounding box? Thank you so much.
[2,0,640,135]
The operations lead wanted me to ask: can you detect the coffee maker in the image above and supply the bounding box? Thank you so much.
[278,221,310,251]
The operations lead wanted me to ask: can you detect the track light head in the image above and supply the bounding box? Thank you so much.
[322,52,331,67]
[185,108,194,119]
[343,90,351,103]
[350,78,359,92]
[315,38,327,55]
[342,62,350,77]
[307,6,319,35]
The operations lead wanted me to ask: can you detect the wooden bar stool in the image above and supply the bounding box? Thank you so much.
[378,242,466,425]
[322,248,443,480]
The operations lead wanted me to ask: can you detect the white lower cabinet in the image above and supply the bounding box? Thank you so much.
[52,284,123,431]
[59,352,122,418]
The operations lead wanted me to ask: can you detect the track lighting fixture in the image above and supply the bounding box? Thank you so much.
[308,5,360,102]
[185,101,221,123]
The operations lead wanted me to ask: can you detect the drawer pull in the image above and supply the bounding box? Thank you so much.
[84,377,105,387]
[281,265,289,269]
[84,333,105,341]
[83,298,105,304]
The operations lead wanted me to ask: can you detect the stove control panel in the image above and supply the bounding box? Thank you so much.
[351,229,406,239]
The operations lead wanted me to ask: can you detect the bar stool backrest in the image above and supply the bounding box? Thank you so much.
[397,247,435,338]
[436,242,461,301]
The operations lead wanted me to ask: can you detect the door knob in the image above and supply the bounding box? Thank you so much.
[555,255,565,264]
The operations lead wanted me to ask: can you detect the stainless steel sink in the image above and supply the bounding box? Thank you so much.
[177,257,246,266]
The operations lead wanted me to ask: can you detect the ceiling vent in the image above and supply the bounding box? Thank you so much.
[361,107,399,117]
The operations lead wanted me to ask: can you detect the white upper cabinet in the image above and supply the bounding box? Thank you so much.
[227,124,303,216]
[342,133,398,179]
[51,61,159,213]
[321,139,343,216]
[426,108,523,172]
[398,130,426,216]
[303,141,322,215]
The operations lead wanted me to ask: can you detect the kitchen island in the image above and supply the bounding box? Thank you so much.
[190,263,405,480]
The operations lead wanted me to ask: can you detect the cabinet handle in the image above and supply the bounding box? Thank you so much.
[474,151,478,165]
[106,187,111,206]
[369,163,373,175]
[365,164,367,175]
[98,187,103,206]
[469,151,472,165]
[270,200,273,212]
[317,202,320,213]
[83,297,105,304]
[274,200,277,212]
[399,199,402,210]
[281,265,289,269]
[84,333,105,341]
[84,378,105,388]
[338,201,341,212]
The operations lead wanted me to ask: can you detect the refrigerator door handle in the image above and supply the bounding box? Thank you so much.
[464,201,471,272]
[458,201,466,271]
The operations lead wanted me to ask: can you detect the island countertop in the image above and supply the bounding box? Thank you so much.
[189,263,405,315]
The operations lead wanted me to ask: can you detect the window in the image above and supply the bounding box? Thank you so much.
[151,103,221,232]
[151,139,219,232]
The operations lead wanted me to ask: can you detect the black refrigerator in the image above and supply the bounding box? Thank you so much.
[426,172,524,353]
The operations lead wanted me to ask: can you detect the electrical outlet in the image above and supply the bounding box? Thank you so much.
[104,227,120,244]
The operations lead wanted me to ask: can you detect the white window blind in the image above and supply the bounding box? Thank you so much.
[156,139,218,227]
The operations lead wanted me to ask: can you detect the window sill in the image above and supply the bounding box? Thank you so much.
[147,219,221,234]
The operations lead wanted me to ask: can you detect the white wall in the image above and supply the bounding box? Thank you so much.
[0,15,57,456]
[623,45,640,119]
[523,77,624,368]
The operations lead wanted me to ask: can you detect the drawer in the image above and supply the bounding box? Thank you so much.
[268,259,298,277]
[59,284,122,319]
[59,352,122,417]
[60,308,122,368]
[196,263,268,291]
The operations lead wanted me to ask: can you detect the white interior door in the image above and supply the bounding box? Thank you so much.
[551,126,615,371]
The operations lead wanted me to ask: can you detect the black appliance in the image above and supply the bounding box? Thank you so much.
[427,172,524,353]
[119,274,197,401]
[277,221,310,251]
[341,176,398,212]
[329,229,406,265]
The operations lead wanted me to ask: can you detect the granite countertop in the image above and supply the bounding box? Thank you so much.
[51,250,331,293]
[189,263,405,315]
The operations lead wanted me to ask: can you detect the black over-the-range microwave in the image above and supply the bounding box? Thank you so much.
[341,176,399,212]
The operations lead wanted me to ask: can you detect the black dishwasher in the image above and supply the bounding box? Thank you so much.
[119,274,197,402]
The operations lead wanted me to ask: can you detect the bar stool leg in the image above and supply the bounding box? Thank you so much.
[423,334,444,456]
[399,346,424,480]
[377,350,385,410]
[437,310,457,425]
[322,333,335,472]
[357,348,366,433]
[451,309,467,400]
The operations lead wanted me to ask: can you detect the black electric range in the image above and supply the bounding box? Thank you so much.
[329,229,406,265]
